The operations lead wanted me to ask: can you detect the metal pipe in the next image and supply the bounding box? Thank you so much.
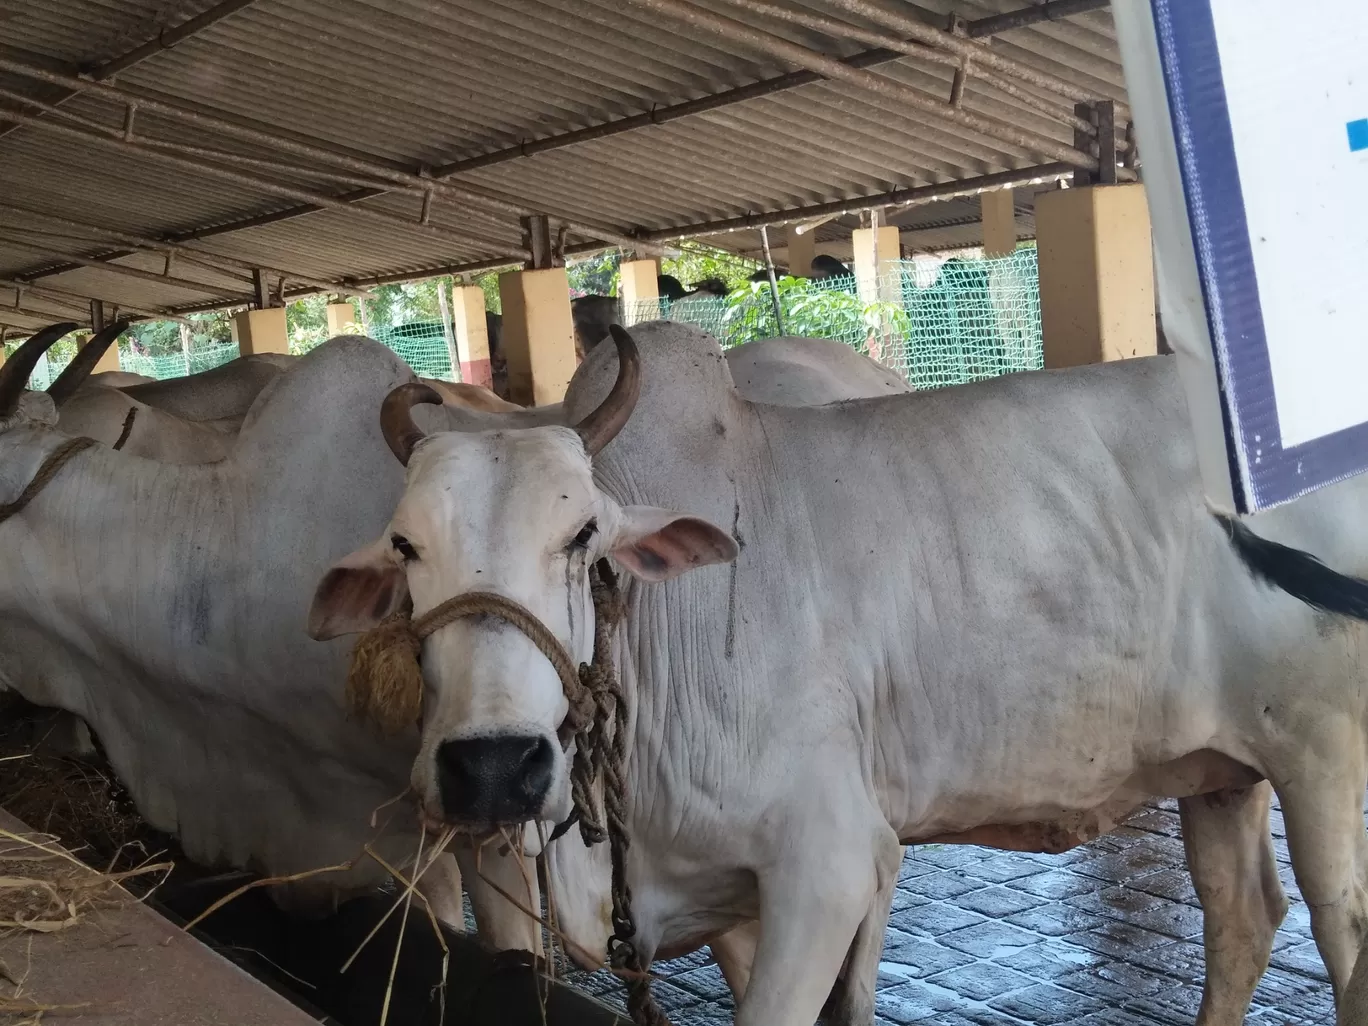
[91,0,260,80]
[0,0,256,142]
[627,0,1096,169]
[968,0,1112,39]
[758,226,785,335]
[0,105,523,255]
[0,279,185,322]
[619,162,1076,243]
[0,202,377,298]
[717,0,1091,132]
[0,54,656,255]
[343,256,526,289]
[823,0,1127,114]
[0,236,256,301]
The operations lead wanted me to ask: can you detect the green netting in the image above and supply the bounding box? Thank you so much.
[623,249,1043,391]
[119,342,241,381]
[370,321,457,380]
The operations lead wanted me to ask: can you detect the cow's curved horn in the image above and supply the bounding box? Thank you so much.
[0,322,79,418]
[380,382,443,465]
[45,319,131,407]
[573,324,640,457]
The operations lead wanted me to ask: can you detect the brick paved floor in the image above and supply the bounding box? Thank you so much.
[563,799,1338,1025]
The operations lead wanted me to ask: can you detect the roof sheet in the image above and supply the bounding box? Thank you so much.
[0,0,1127,323]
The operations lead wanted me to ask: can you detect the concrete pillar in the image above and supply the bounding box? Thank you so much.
[619,259,660,325]
[84,332,122,373]
[497,267,576,407]
[451,284,492,389]
[786,225,816,277]
[232,307,289,356]
[325,301,357,336]
[980,189,1017,257]
[853,224,901,365]
[1035,183,1155,367]
[853,225,901,306]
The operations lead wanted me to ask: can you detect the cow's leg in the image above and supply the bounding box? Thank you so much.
[1179,782,1286,1026]
[416,851,467,930]
[710,922,760,1002]
[1274,722,1368,1003]
[454,840,544,956]
[822,838,903,1026]
[736,804,894,1026]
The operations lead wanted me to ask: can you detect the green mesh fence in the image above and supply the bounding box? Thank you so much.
[623,249,1043,391]
[371,321,456,380]
[119,342,240,381]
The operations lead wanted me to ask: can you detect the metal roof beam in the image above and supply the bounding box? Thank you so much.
[0,277,183,322]
[0,202,379,299]
[0,53,655,256]
[0,235,256,301]
[0,100,520,256]
[968,0,1112,39]
[564,162,1075,247]
[629,0,1095,168]
[0,0,259,141]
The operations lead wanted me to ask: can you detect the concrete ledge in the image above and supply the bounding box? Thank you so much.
[0,808,319,1026]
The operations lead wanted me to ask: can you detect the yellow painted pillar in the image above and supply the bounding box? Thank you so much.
[497,267,576,407]
[852,224,901,365]
[619,259,660,325]
[451,284,492,389]
[1035,183,1155,367]
[232,307,290,356]
[786,225,816,277]
[980,189,1017,257]
[852,225,901,306]
[325,301,357,336]
[85,333,122,373]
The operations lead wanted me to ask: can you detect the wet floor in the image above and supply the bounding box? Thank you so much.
[566,799,1337,1025]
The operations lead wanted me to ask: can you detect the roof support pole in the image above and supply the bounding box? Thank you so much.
[785,225,816,278]
[325,301,358,337]
[451,283,494,392]
[83,300,122,373]
[1035,181,1154,367]
[499,242,576,408]
[619,260,661,327]
[233,307,289,357]
[980,189,1018,257]
[852,219,902,367]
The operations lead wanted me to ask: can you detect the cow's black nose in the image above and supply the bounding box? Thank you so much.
[436,735,555,824]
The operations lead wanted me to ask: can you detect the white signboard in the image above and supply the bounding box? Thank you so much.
[1113,0,1368,512]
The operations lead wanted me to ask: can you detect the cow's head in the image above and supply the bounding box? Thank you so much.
[0,321,130,433]
[309,327,737,834]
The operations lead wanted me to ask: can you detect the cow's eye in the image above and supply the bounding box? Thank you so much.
[570,519,597,549]
[391,534,419,561]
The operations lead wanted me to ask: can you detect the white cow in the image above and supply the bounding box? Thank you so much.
[310,321,1368,1026]
[0,324,909,957]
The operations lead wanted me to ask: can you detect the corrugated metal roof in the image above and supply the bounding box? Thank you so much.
[0,0,1127,324]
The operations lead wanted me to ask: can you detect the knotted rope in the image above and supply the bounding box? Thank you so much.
[345,559,667,1026]
[0,436,98,527]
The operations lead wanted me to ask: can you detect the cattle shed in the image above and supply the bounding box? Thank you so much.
[0,3,1188,1025]
[0,0,1153,402]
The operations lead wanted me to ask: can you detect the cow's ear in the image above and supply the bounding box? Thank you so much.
[609,506,738,583]
[308,538,410,640]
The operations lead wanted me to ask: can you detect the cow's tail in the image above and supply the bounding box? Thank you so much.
[1214,513,1368,621]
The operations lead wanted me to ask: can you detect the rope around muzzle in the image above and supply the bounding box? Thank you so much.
[346,559,668,1026]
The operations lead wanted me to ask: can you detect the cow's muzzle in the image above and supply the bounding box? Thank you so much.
[437,734,556,824]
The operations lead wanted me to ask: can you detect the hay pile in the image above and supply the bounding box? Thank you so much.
[0,827,170,1024]
[0,695,167,879]
[0,697,173,1023]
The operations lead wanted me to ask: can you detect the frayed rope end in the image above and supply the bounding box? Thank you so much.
[345,615,424,735]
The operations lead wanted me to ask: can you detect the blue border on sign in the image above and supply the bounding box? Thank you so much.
[1151,0,1368,511]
